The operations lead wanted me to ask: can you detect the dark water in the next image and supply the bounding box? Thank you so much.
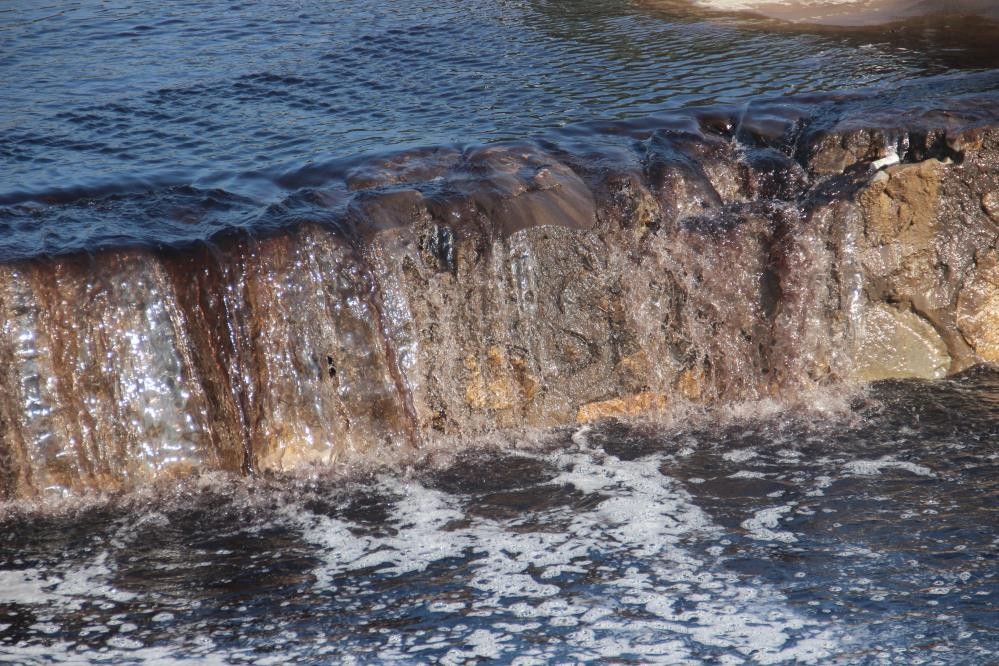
[1,370,996,664]
[2,0,998,260]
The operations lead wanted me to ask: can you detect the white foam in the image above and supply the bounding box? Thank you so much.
[1,433,864,663]
[723,449,758,463]
[729,470,766,479]
[843,459,935,477]
[0,551,134,611]
[741,504,799,543]
[281,447,839,662]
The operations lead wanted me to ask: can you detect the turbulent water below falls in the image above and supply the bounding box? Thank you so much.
[0,370,996,664]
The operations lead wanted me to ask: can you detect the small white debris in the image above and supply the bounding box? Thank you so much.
[871,153,900,170]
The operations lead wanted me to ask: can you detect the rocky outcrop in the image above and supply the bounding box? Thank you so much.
[1,89,997,497]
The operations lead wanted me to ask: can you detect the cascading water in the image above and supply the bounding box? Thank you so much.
[1,0,997,662]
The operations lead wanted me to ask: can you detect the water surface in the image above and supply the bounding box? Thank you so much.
[2,0,997,259]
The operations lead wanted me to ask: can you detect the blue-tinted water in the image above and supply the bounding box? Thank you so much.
[2,3,997,663]
[2,0,997,259]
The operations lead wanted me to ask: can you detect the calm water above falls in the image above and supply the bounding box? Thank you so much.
[1,372,997,663]
[2,0,998,259]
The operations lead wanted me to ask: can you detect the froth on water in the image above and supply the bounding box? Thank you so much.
[1,369,995,663]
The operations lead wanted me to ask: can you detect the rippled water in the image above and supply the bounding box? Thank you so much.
[1,370,996,664]
[2,0,998,259]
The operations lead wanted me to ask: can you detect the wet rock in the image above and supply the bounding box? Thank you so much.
[852,125,999,372]
[459,350,523,418]
[241,225,414,469]
[957,251,999,363]
[0,252,243,496]
[860,160,942,247]
[805,128,898,176]
[853,304,950,380]
[576,392,668,423]
[675,366,706,401]
[983,191,999,222]
[2,92,998,497]
[345,147,462,190]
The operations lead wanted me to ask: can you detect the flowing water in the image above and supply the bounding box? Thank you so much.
[2,0,998,663]
[1,370,996,664]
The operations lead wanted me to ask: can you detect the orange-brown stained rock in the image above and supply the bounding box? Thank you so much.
[957,251,999,363]
[464,353,516,412]
[860,160,942,247]
[983,191,999,223]
[576,392,668,423]
[853,140,999,373]
[675,366,706,401]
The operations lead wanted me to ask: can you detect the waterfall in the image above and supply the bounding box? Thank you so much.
[2,93,997,498]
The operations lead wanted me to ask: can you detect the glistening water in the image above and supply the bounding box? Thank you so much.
[3,0,998,663]
[2,0,998,259]
[1,371,996,663]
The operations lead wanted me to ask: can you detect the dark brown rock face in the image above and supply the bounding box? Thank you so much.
[2,93,997,497]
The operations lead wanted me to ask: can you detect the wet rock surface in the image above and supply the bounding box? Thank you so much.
[1,86,998,496]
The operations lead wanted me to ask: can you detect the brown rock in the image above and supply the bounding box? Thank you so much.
[860,160,941,247]
[576,392,668,423]
[3,95,999,498]
[852,304,950,381]
[983,191,999,223]
[464,347,521,412]
[675,367,705,401]
[957,251,999,363]
[806,129,895,175]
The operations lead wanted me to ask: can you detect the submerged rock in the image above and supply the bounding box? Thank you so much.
[1,90,997,497]
[672,0,999,27]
